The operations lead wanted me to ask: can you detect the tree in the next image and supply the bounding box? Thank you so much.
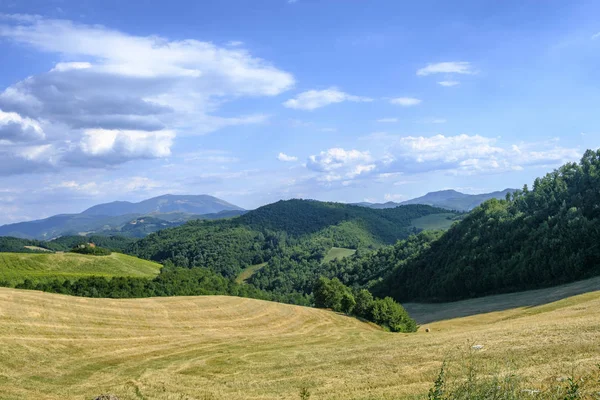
[353,289,374,319]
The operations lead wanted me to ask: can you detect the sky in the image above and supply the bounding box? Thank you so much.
[0,0,599,224]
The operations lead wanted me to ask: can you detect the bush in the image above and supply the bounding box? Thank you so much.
[312,277,417,332]
[70,244,111,256]
[371,296,416,332]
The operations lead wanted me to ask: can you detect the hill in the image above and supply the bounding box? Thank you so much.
[378,149,600,302]
[356,189,516,211]
[1,287,598,399]
[0,252,162,285]
[0,195,245,240]
[129,200,454,295]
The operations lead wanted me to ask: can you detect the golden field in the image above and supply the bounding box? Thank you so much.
[0,286,599,399]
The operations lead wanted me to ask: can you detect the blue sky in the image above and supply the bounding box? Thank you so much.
[0,0,599,223]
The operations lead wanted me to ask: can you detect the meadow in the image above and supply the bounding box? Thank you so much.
[410,213,459,231]
[1,285,599,400]
[0,252,162,284]
[322,247,357,263]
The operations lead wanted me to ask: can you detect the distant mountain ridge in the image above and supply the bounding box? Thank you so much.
[82,194,244,216]
[0,195,245,240]
[355,189,517,212]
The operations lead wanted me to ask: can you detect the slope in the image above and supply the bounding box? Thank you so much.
[0,287,599,400]
[379,149,600,302]
[0,252,162,284]
[129,200,453,289]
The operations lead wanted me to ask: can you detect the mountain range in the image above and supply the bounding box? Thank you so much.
[354,189,517,212]
[0,195,245,240]
[0,189,514,240]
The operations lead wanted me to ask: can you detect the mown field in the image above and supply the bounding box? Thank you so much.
[0,286,599,400]
[0,252,162,284]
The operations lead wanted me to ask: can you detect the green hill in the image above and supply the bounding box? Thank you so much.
[0,252,162,285]
[377,149,600,302]
[129,200,454,297]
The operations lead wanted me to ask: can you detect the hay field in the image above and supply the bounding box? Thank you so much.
[0,252,162,284]
[1,287,599,400]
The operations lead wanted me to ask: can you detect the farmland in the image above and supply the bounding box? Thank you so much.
[0,252,162,285]
[1,286,599,399]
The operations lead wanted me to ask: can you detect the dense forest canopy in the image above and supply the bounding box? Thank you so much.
[128,201,451,285]
[377,149,600,302]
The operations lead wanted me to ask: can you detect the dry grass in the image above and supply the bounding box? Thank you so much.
[0,287,599,400]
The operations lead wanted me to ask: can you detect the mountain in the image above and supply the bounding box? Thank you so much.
[355,189,517,212]
[375,149,600,302]
[0,195,245,240]
[81,194,244,216]
[130,200,457,294]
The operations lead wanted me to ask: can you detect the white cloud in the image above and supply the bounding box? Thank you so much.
[390,97,421,107]
[277,152,298,162]
[283,88,372,110]
[307,148,374,182]
[78,129,174,159]
[417,62,475,76]
[0,109,45,142]
[438,80,460,87]
[592,32,600,40]
[0,15,294,174]
[51,62,92,72]
[304,134,581,180]
[384,134,580,174]
[377,118,398,123]
[226,40,244,46]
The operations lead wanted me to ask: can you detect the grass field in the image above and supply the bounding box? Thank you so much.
[322,247,356,263]
[235,262,267,284]
[405,275,600,323]
[0,252,162,284]
[1,286,599,400]
[411,213,458,231]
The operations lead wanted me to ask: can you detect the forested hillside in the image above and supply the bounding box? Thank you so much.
[377,149,600,302]
[128,200,452,296]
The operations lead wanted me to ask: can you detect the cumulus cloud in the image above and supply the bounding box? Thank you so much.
[0,110,45,142]
[283,88,372,110]
[390,97,421,107]
[78,128,174,158]
[438,80,460,87]
[307,148,375,182]
[417,62,475,76]
[278,152,298,162]
[305,135,581,182]
[0,15,294,174]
